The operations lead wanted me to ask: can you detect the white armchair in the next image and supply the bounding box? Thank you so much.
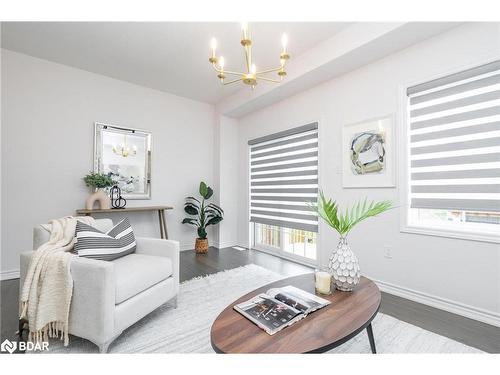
[19,219,179,353]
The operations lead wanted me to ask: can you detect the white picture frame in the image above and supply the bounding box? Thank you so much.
[342,115,396,188]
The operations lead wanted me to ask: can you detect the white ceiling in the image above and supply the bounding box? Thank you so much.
[1,22,351,104]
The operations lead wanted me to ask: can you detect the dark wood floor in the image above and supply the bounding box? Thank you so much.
[2,247,499,353]
[1,276,20,345]
[180,246,312,282]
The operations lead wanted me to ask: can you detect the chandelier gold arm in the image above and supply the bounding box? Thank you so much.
[223,78,244,86]
[256,76,281,83]
[211,64,245,76]
[256,66,284,75]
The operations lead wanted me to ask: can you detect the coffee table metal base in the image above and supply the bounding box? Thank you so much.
[305,306,379,354]
[366,323,377,354]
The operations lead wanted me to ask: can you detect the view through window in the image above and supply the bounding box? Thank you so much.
[254,223,317,261]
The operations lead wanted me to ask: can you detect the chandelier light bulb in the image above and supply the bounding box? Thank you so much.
[281,33,288,51]
[250,63,256,75]
[219,56,225,70]
[241,22,249,40]
[210,38,217,57]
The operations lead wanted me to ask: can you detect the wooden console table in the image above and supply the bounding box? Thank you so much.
[75,206,173,239]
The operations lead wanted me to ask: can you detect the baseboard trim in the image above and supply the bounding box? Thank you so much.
[180,239,239,251]
[212,241,238,249]
[1,269,20,281]
[372,277,500,327]
[180,242,193,251]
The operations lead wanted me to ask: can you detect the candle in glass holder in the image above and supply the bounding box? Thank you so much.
[315,270,332,295]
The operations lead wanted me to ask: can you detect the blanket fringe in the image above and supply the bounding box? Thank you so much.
[27,320,69,346]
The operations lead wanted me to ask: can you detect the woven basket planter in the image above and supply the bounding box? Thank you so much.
[195,238,209,254]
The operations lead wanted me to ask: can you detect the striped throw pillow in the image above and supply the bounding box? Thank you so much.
[74,218,137,261]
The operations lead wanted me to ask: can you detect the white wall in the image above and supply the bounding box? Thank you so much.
[234,23,500,323]
[1,49,215,277]
[213,115,239,248]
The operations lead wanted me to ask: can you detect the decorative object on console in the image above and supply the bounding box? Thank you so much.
[342,115,395,188]
[110,185,127,209]
[311,191,393,291]
[182,181,224,254]
[94,122,152,200]
[208,22,290,89]
[83,172,114,210]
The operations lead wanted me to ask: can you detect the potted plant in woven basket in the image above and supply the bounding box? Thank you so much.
[182,181,224,254]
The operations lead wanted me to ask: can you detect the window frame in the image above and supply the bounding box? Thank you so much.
[399,58,500,244]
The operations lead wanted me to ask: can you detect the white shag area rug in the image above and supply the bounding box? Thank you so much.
[44,264,481,354]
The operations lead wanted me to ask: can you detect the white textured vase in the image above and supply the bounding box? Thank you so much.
[328,237,361,292]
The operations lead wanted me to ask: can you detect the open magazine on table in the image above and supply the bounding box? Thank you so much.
[233,285,331,335]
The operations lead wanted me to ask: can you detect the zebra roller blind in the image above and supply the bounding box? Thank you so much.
[407,60,500,213]
[249,123,319,232]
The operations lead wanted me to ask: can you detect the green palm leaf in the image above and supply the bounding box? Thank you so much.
[309,190,393,237]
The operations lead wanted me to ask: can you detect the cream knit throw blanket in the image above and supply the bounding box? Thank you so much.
[20,216,96,346]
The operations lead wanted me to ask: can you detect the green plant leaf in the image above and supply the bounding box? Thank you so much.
[207,203,224,214]
[206,216,223,226]
[204,187,214,200]
[199,181,208,197]
[83,172,114,189]
[181,218,198,226]
[184,205,199,215]
[312,189,393,237]
[205,211,222,218]
[185,201,200,210]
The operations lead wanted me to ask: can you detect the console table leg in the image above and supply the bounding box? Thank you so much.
[160,209,168,239]
[366,323,376,354]
[158,210,165,239]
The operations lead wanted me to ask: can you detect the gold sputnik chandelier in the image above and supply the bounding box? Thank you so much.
[112,135,137,158]
[209,23,290,89]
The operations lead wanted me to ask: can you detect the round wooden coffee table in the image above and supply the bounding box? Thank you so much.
[211,273,381,353]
